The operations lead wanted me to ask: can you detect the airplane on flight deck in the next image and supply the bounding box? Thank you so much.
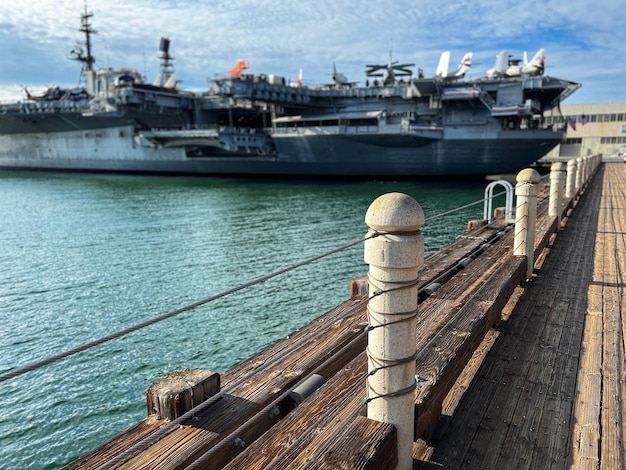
[435,51,473,79]
[327,62,359,88]
[486,48,545,78]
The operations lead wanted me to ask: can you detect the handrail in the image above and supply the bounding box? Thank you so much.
[483,180,514,223]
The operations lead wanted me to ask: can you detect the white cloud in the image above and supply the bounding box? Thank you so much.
[0,0,624,103]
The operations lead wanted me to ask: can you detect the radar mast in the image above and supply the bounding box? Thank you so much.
[154,37,177,88]
[70,2,97,89]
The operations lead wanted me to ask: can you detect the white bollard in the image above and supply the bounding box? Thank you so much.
[514,168,541,280]
[364,192,424,470]
[575,157,584,195]
[566,159,577,200]
[549,162,566,228]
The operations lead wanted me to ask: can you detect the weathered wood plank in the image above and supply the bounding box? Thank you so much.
[190,336,369,470]
[571,301,603,468]
[492,302,563,469]
[411,229,515,352]
[414,255,527,440]
[63,419,165,470]
[304,416,398,470]
[219,296,368,387]
[130,319,369,469]
[222,356,369,469]
[598,167,626,470]
[529,299,586,468]
[440,328,500,421]
[570,188,605,470]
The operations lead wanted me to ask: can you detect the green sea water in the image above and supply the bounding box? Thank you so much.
[0,171,493,468]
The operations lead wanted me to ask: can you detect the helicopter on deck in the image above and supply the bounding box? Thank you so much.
[365,53,415,86]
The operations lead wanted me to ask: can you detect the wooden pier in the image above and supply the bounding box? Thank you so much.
[418,161,626,469]
[66,159,625,469]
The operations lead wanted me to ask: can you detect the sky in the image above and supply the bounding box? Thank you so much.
[1,0,624,104]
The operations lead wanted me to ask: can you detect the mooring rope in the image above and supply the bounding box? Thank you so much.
[0,235,373,384]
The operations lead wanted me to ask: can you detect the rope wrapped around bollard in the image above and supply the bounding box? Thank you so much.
[364,192,424,470]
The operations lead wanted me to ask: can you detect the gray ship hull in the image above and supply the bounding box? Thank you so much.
[270,130,562,177]
[0,125,562,177]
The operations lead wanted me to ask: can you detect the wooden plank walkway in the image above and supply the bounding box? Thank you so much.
[418,162,626,469]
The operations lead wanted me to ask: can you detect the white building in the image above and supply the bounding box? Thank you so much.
[546,102,626,159]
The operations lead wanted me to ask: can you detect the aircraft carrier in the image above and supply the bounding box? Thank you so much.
[0,10,581,178]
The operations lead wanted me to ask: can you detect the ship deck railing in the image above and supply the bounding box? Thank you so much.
[0,99,89,114]
[272,124,381,135]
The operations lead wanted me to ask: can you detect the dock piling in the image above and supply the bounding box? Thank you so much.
[146,368,220,420]
[364,192,425,470]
